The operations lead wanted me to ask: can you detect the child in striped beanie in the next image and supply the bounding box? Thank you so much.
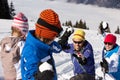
[0,12,29,80]
[12,12,29,36]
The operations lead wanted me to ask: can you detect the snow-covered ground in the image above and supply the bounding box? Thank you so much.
[1,0,120,80]
[1,20,119,80]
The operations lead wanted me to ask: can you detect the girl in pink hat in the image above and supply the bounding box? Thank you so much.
[0,12,29,80]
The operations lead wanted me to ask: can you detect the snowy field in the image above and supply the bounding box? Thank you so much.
[0,20,120,80]
[1,0,120,80]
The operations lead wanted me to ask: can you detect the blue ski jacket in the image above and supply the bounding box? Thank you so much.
[21,30,62,80]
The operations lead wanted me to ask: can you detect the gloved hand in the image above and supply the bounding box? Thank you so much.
[100,58,109,73]
[66,26,74,35]
[60,26,74,39]
[58,27,74,49]
[72,54,87,65]
[34,70,54,80]
[34,59,54,80]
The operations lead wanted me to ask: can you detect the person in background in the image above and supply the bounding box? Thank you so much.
[100,34,120,80]
[0,12,29,80]
[21,9,63,80]
[58,29,95,80]
[98,21,110,37]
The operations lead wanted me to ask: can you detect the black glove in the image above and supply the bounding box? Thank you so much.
[34,59,54,80]
[72,54,87,65]
[100,58,109,73]
[34,70,54,80]
[58,27,74,49]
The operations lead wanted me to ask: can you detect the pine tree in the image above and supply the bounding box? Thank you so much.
[9,1,16,18]
[67,21,72,27]
[78,19,83,28]
[0,0,12,19]
[115,26,120,34]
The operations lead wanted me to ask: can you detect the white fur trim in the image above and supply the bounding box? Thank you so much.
[39,62,53,72]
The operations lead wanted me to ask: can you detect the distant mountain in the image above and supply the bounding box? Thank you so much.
[49,0,120,9]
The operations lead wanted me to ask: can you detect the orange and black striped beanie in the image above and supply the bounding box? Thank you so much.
[35,9,63,40]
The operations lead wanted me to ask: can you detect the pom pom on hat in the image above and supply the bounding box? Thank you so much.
[12,12,29,35]
[72,29,85,41]
[35,9,63,40]
[104,34,116,45]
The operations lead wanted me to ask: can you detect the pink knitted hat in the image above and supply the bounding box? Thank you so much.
[12,12,29,35]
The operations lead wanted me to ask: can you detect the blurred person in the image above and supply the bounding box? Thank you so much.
[58,29,95,80]
[21,9,64,80]
[0,12,29,80]
[98,21,110,37]
[100,34,120,80]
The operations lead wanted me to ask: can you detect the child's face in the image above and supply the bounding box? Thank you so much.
[21,27,28,35]
[11,27,28,37]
